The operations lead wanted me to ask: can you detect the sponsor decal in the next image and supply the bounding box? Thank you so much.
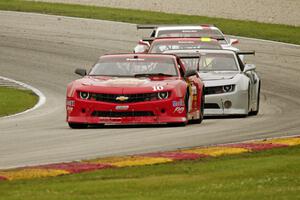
[172,100,184,107]
[126,58,145,61]
[182,30,197,33]
[174,107,185,114]
[200,38,211,42]
[191,85,198,95]
[115,105,129,110]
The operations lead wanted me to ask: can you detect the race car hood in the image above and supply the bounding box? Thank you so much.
[199,71,239,81]
[72,76,183,94]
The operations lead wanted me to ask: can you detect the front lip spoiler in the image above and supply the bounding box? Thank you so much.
[67,116,187,125]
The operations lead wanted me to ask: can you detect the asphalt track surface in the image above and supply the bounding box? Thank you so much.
[0,11,300,169]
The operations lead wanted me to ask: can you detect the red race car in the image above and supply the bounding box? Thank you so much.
[66,54,204,128]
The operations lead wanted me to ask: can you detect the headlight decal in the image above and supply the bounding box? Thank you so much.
[79,91,90,100]
[205,85,235,95]
[158,91,169,99]
[223,85,234,93]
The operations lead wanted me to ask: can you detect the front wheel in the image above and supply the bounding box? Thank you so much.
[249,82,261,116]
[68,122,88,129]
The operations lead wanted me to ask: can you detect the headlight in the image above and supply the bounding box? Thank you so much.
[205,85,235,95]
[79,91,90,100]
[223,85,234,93]
[158,91,169,99]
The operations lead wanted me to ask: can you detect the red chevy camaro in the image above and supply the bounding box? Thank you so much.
[66,54,204,128]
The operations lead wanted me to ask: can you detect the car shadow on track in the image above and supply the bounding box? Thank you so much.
[68,115,250,129]
[204,115,248,120]
[87,123,185,129]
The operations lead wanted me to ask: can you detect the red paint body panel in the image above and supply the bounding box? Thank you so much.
[66,54,204,126]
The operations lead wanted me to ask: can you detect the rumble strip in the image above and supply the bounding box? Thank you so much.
[0,136,299,181]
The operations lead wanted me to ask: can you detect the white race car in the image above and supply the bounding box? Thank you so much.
[135,24,239,53]
[164,49,261,116]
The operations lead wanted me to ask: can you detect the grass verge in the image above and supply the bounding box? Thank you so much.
[0,87,38,117]
[0,145,299,200]
[0,0,299,45]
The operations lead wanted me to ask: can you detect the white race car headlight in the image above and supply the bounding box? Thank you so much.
[158,91,169,99]
[223,85,235,93]
[206,85,235,95]
[79,91,90,100]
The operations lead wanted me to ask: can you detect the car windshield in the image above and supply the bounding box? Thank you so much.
[157,29,224,38]
[181,53,239,72]
[89,56,178,77]
[149,40,222,53]
[156,29,228,45]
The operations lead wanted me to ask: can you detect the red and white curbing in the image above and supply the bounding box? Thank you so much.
[0,135,299,181]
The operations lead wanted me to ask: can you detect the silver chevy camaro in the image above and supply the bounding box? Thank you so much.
[164,49,261,116]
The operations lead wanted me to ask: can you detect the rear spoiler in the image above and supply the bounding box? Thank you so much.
[137,24,216,30]
[177,55,200,59]
[141,36,225,42]
[137,25,158,29]
[236,51,255,55]
[142,37,155,42]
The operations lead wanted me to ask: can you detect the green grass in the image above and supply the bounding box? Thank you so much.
[1,146,300,200]
[0,87,38,117]
[0,0,299,45]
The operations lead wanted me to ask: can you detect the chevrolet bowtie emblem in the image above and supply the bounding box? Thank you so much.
[116,96,129,101]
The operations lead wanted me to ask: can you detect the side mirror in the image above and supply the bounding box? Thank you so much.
[184,70,197,78]
[133,40,150,53]
[133,45,149,53]
[229,38,239,45]
[75,68,87,76]
[244,64,256,73]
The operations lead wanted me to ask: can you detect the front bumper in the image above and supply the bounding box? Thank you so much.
[66,98,187,125]
[204,89,248,116]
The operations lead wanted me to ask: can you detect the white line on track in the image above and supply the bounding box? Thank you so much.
[0,76,46,119]
[227,35,300,48]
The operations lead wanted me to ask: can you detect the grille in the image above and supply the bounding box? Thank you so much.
[91,111,155,117]
[90,93,158,103]
[204,103,220,109]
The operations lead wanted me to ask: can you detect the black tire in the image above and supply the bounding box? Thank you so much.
[249,82,261,116]
[190,87,204,124]
[68,122,88,129]
[244,83,251,117]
